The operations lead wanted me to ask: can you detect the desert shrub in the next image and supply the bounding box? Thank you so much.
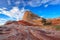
[54,25,60,30]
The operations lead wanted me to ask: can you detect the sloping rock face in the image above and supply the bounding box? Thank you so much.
[5,21,18,25]
[0,21,60,40]
[5,20,38,26]
[22,11,46,26]
[23,11,40,21]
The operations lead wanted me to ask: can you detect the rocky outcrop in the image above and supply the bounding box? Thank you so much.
[23,11,40,21]
[5,20,39,26]
[0,23,60,40]
[22,11,46,26]
[5,21,18,25]
[51,18,60,25]
[46,18,60,25]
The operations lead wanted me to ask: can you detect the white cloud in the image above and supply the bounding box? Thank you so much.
[0,7,26,25]
[49,0,60,5]
[6,0,60,8]
[40,16,43,18]
[41,0,60,5]
[2,7,7,10]
[0,7,25,21]
[28,0,42,7]
[0,12,2,13]
[7,0,11,5]
[15,1,21,5]
[44,4,48,7]
[28,0,60,7]
[0,18,7,25]
[41,0,51,4]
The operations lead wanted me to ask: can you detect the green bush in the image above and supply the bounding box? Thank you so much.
[54,25,60,30]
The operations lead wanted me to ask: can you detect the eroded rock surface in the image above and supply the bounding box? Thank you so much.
[0,23,60,40]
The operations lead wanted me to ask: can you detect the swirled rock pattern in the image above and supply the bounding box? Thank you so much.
[0,23,60,40]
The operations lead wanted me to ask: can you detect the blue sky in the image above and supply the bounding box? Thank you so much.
[0,0,60,25]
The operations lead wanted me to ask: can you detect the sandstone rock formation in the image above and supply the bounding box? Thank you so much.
[23,11,40,21]
[0,11,60,40]
[51,18,60,25]
[46,18,60,25]
[0,22,60,40]
[22,11,46,26]
[5,11,46,26]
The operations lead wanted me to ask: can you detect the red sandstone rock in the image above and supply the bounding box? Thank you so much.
[46,18,60,25]
[51,18,60,25]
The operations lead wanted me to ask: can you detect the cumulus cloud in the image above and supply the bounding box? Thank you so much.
[49,0,60,5]
[7,0,60,7]
[28,0,60,7]
[28,0,42,7]
[0,7,25,21]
